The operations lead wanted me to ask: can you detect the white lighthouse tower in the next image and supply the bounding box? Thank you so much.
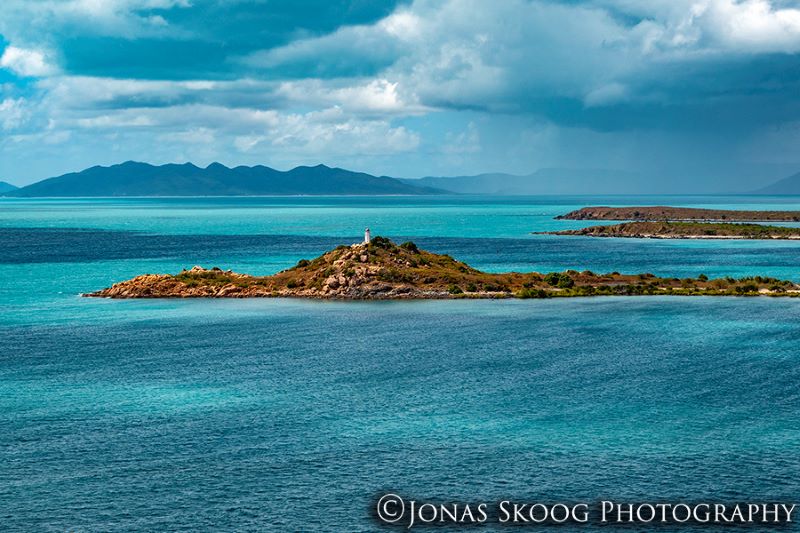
[364,227,371,244]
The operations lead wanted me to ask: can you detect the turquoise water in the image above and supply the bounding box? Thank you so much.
[2,196,800,531]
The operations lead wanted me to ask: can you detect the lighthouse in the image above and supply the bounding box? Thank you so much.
[364,227,371,244]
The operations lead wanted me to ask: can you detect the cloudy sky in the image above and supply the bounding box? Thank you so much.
[3,0,800,190]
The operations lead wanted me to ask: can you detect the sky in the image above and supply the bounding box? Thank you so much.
[3,0,800,190]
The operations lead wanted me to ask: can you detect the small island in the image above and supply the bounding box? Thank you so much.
[542,221,800,240]
[557,206,800,222]
[85,236,799,299]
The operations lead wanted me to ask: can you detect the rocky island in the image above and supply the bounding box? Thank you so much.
[85,237,799,299]
[557,206,800,222]
[543,221,800,240]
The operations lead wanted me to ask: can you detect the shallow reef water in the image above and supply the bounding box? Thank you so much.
[2,196,799,531]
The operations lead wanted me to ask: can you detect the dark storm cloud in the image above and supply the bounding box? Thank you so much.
[3,0,800,190]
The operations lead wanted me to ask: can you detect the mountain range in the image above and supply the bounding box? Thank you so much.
[4,161,800,196]
[400,168,648,195]
[3,163,651,197]
[752,171,800,195]
[5,162,443,197]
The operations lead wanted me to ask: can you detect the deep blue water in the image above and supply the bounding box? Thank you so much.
[2,196,800,531]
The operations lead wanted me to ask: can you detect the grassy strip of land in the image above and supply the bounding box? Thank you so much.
[85,237,800,299]
[543,221,800,239]
[557,206,800,222]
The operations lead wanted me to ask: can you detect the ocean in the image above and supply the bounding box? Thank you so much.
[2,195,800,531]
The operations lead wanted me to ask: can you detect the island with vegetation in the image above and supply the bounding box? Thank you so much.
[85,237,799,299]
[543,221,800,240]
[557,206,800,222]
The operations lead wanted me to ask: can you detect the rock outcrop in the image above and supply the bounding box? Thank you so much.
[542,221,800,239]
[85,237,800,299]
[556,206,800,222]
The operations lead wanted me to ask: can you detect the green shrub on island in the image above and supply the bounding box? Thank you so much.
[735,283,759,294]
[552,220,800,240]
[176,269,236,286]
[544,272,561,286]
[544,272,574,288]
[517,288,548,298]
[369,236,393,249]
[557,276,574,289]
[89,239,800,300]
[400,241,419,253]
[378,268,412,283]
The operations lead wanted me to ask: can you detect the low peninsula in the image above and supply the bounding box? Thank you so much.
[557,206,800,222]
[85,237,799,299]
[543,221,800,240]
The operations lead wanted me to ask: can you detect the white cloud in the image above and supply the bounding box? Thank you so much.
[7,129,71,145]
[276,78,428,116]
[379,11,423,41]
[39,76,223,107]
[584,82,629,107]
[234,107,419,156]
[6,0,800,184]
[0,98,28,130]
[61,0,191,33]
[61,102,282,132]
[442,121,480,154]
[157,127,215,144]
[0,0,192,42]
[0,46,57,77]
[248,0,632,110]
[233,135,263,152]
[147,14,168,26]
[326,79,407,113]
[601,0,800,54]
[694,0,800,52]
[246,0,800,113]
[240,19,400,72]
[35,75,429,125]
[77,114,156,128]
[4,71,420,164]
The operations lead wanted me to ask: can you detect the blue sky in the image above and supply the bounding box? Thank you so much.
[3,0,800,190]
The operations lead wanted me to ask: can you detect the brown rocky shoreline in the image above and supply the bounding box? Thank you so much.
[85,237,800,300]
[541,221,800,240]
[557,206,800,222]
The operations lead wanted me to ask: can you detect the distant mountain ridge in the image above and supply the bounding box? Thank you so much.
[400,168,648,195]
[0,181,18,194]
[8,161,445,197]
[753,171,800,195]
[401,173,523,194]
[16,162,775,197]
